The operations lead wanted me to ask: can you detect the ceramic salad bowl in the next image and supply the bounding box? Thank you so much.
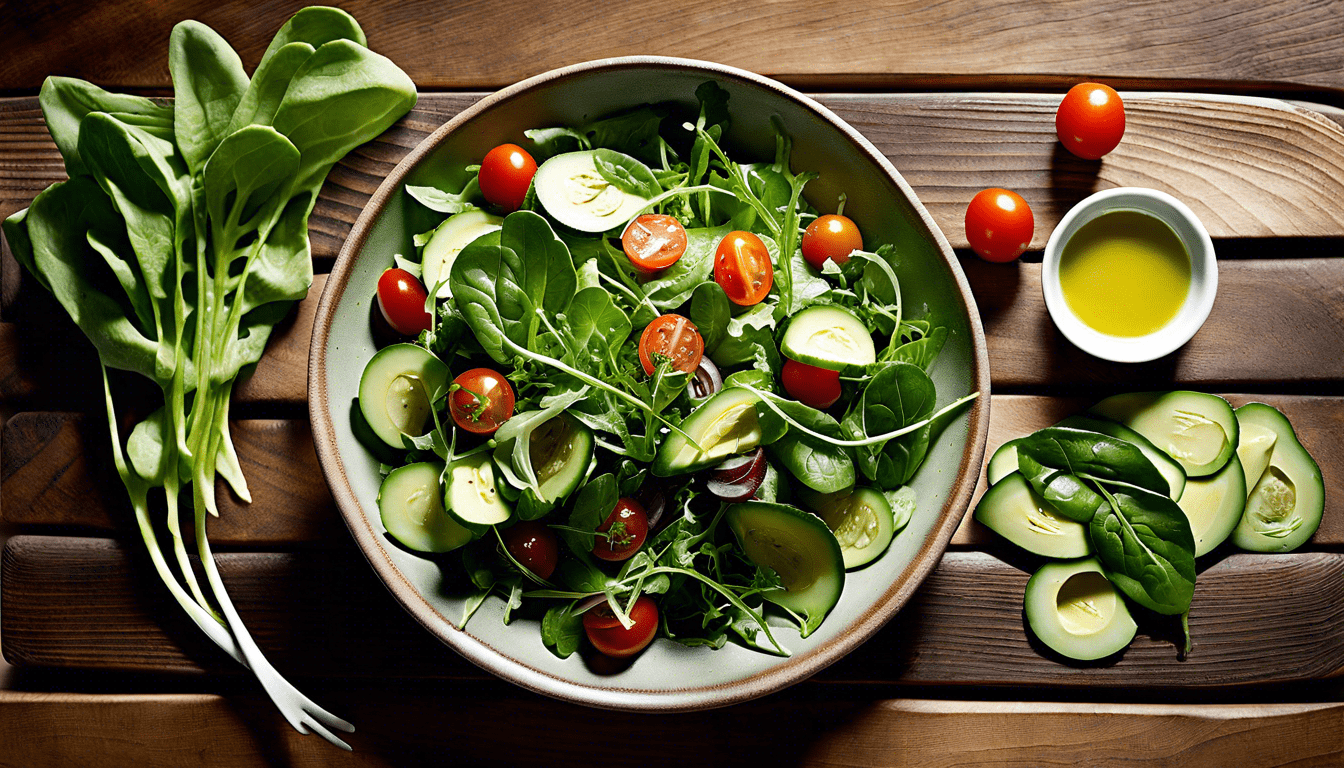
[309,56,990,711]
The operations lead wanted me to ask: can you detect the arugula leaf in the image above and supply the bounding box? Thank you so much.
[492,387,589,507]
[593,148,662,198]
[712,302,779,368]
[406,179,480,214]
[564,287,631,372]
[890,326,948,371]
[1090,484,1196,615]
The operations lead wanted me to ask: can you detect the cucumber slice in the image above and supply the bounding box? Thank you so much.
[358,343,451,449]
[653,388,778,476]
[379,461,471,553]
[421,210,502,297]
[974,473,1090,558]
[1236,422,1278,498]
[799,486,896,568]
[1025,558,1136,661]
[986,438,1025,485]
[1089,391,1238,477]
[725,501,845,635]
[444,452,512,526]
[1055,415,1187,501]
[1231,403,1324,553]
[529,412,593,503]
[1177,454,1246,557]
[533,150,651,232]
[779,305,876,371]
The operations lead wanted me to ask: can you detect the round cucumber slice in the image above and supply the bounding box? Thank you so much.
[358,344,451,449]
[1177,453,1246,557]
[725,501,845,636]
[974,473,1090,558]
[421,210,502,298]
[779,305,875,371]
[799,486,896,569]
[1231,403,1324,553]
[379,461,471,553]
[1025,557,1136,661]
[1089,391,1238,477]
[444,452,512,526]
[533,150,651,232]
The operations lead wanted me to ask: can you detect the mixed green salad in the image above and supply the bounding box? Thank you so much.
[357,82,977,660]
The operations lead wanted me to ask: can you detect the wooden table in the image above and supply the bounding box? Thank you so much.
[4,2,1344,765]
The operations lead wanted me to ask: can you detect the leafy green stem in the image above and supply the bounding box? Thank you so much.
[743,385,980,447]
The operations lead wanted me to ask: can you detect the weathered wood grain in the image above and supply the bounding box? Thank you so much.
[4,0,1344,93]
[1,415,341,545]
[0,692,1339,768]
[5,536,1343,686]
[953,394,1344,547]
[231,274,325,406]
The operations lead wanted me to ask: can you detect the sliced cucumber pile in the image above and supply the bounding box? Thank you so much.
[1090,391,1238,477]
[975,473,1091,559]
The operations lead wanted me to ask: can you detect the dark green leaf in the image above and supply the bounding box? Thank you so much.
[1018,427,1170,496]
[593,148,661,198]
[1089,485,1196,615]
[541,604,584,659]
[690,282,731,353]
[1017,452,1108,523]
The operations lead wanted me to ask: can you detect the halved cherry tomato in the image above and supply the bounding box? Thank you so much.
[714,231,773,306]
[592,497,649,562]
[479,143,537,212]
[583,595,659,657]
[964,188,1034,263]
[622,214,688,272]
[501,521,558,580]
[781,359,842,409]
[801,214,863,270]
[1056,83,1125,160]
[449,368,516,435]
[376,268,432,337]
[638,314,704,376]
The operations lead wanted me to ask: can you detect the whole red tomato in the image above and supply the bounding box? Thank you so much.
[964,188,1034,263]
[1056,83,1126,160]
[583,596,659,657]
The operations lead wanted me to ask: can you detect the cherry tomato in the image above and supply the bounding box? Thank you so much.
[964,188,1034,263]
[592,497,649,562]
[622,214,688,272]
[449,368,516,435]
[638,314,704,376]
[479,143,537,212]
[714,231,773,306]
[583,595,659,657]
[781,359,842,409]
[376,268,432,336]
[1056,83,1125,160]
[801,214,863,270]
[501,521,558,580]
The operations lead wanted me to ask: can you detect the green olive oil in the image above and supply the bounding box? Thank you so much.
[1058,210,1191,337]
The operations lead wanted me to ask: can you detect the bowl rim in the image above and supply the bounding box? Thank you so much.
[308,55,991,711]
[1041,187,1218,363]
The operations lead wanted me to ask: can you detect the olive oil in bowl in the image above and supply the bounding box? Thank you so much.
[1058,210,1191,338]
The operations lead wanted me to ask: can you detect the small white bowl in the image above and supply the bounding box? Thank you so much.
[1042,187,1217,363]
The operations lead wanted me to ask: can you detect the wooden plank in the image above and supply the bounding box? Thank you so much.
[0,693,1340,768]
[954,394,1344,547]
[5,535,1344,686]
[1,415,341,545]
[8,394,1339,545]
[3,0,1344,93]
[231,274,325,406]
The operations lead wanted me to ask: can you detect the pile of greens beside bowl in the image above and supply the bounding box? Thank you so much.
[3,6,416,748]
[975,391,1323,661]
[353,82,978,660]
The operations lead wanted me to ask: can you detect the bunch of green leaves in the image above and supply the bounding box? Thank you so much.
[2,6,417,737]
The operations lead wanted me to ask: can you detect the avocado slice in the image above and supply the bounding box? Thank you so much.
[1177,453,1246,557]
[799,486,899,569]
[1089,391,1238,477]
[725,502,845,635]
[1236,421,1278,498]
[779,305,876,371]
[379,461,472,553]
[974,472,1090,558]
[527,412,593,503]
[421,210,502,297]
[534,150,652,233]
[358,343,452,449]
[444,452,512,527]
[1231,403,1324,553]
[1025,557,1137,661]
[653,388,783,476]
[986,438,1025,486]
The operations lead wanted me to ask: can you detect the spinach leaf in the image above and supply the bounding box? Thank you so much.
[405,180,480,215]
[890,326,948,371]
[712,302,778,368]
[639,222,730,310]
[541,604,585,659]
[225,41,315,133]
[168,20,250,175]
[1017,427,1170,496]
[593,148,662,198]
[762,398,855,493]
[524,126,589,160]
[689,282,731,353]
[38,77,174,177]
[257,5,366,65]
[564,287,631,372]
[1089,484,1196,615]
[562,474,618,555]
[1017,452,1108,523]
[843,361,937,488]
[579,106,666,164]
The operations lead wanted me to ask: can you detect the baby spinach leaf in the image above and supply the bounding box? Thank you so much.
[405,180,480,215]
[257,5,366,65]
[1089,484,1196,615]
[1017,427,1170,496]
[690,282,731,353]
[639,222,730,310]
[763,398,855,493]
[1017,452,1107,523]
[578,105,666,165]
[593,148,662,198]
[225,41,315,134]
[169,20,250,175]
[843,361,937,488]
[541,604,585,659]
[889,325,948,371]
[565,287,631,371]
[38,76,174,178]
[563,474,618,556]
[524,126,589,159]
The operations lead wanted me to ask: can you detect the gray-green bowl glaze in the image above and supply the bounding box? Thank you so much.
[310,57,989,711]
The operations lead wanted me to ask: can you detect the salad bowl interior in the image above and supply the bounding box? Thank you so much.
[310,57,989,710]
